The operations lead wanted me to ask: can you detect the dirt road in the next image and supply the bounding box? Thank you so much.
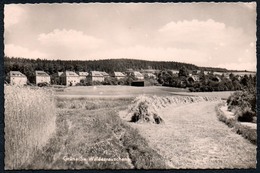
[125,101,256,169]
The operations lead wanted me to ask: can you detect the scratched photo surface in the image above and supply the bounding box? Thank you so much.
[4,2,257,170]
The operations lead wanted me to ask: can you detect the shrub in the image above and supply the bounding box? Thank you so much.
[215,104,256,145]
[235,106,255,122]
[37,82,50,87]
[227,88,256,123]
[4,86,56,169]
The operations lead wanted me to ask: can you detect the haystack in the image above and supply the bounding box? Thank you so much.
[127,95,220,124]
[128,96,164,124]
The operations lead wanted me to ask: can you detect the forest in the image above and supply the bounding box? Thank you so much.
[4,56,228,77]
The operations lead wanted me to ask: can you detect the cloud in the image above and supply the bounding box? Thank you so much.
[5,44,47,59]
[158,19,243,48]
[4,5,25,29]
[38,29,104,49]
[37,29,105,59]
[159,19,225,33]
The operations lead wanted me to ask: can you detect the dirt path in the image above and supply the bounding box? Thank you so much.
[124,101,256,169]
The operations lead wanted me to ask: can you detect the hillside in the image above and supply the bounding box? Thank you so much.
[4,56,227,76]
[4,57,198,75]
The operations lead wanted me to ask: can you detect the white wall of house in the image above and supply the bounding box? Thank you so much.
[36,76,50,84]
[66,76,80,86]
[79,76,87,81]
[92,76,104,82]
[135,75,144,80]
[10,77,27,86]
[115,76,125,80]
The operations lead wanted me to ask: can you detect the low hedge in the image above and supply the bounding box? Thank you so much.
[215,104,256,145]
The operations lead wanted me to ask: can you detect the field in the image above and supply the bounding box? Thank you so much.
[4,85,256,169]
[120,101,256,168]
[55,85,189,98]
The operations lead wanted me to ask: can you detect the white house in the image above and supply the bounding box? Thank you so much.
[112,72,126,80]
[144,73,157,79]
[187,75,200,83]
[35,71,50,85]
[7,71,27,86]
[60,71,80,86]
[171,70,179,74]
[88,71,105,82]
[100,71,109,78]
[77,72,89,81]
[57,72,63,77]
[131,71,144,80]
[203,71,211,75]
[213,72,223,76]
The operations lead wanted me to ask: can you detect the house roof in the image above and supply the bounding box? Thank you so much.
[61,71,79,77]
[213,72,223,76]
[90,71,104,77]
[114,72,125,77]
[35,71,49,76]
[145,73,156,77]
[9,71,26,77]
[100,72,109,76]
[133,71,144,77]
[78,72,89,76]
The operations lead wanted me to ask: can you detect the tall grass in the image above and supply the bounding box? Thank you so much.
[4,86,56,169]
[56,97,133,110]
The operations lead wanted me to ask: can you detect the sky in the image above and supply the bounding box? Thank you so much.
[4,2,257,71]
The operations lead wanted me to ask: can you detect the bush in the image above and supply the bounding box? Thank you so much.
[37,82,50,87]
[227,87,256,123]
[216,104,256,144]
[235,106,255,122]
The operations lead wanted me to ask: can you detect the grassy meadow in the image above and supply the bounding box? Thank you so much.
[5,86,169,169]
[27,96,167,169]
[4,85,255,169]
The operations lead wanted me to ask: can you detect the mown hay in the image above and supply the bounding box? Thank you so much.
[128,95,220,124]
[130,101,163,124]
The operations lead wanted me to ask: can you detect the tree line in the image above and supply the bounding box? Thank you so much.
[4,56,227,78]
[157,67,256,92]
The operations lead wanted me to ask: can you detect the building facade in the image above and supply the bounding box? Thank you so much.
[77,72,89,81]
[131,71,144,80]
[112,72,126,80]
[88,71,105,82]
[60,71,80,86]
[35,71,51,85]
[7,71,27,86]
